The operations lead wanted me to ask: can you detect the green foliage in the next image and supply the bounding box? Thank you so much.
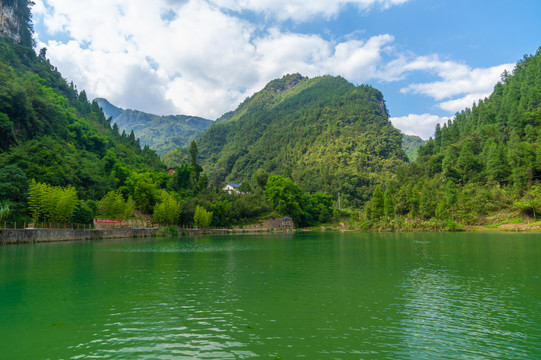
[0,164,28,204]
[363,47,541,230]
[265,175,305,225]
[0,36,163,208]
[197,74,408,208]
[253,168,270,190]
[194,205,213,227]
[172,164,194,192]
[0,200,12,222]
[383,185,396,218]
[514,186,541,218]
[370,186,384,220]
[153,190,181,224]
[97,190,134,220]
[238,182,252,193]
[265,174,334,226]
[125,172,159,213]
[208,200,231,227]
[304,192,334,224]
[27,179,78,223]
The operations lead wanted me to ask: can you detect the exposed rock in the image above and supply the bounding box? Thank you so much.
[0,2,21,42]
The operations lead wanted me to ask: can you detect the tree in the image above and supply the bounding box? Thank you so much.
[153,190,181,225]
[370,186,384,220]
[486,142,509,184]
[238,182,252,193]
[265,175,305,225]
[514,186,541,218]
[441,145,460,183]
[98,190,134,219]
[383,185,396,218]
[0,113,14,150]
[194,205,213,227]
[305,192,333,224]
[0,164,28,203]
[27,180,78,223]
[208,200,232,227]
[0,201,12,222]
[127,174,158,213]
[173,164,194,191]
[457,139,480,182]
[253,169,269,190]
[190,140,198,168]
[189,140,203,176]
[445,180,458,207]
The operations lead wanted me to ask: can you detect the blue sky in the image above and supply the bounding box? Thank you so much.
[32,0,541,139]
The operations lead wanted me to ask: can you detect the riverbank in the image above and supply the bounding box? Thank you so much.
[0,228,160,245]
[0,226,295,245]
[314,219,541,233]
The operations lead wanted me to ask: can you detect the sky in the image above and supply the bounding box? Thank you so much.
[32,0,541,139]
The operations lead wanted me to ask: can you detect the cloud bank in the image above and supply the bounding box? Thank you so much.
[32,0,514,139]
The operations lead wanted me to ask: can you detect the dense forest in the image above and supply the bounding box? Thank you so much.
[359,47,541,230]
[95,98,212,157]
[1,1,540,232]
[191,74,408,208]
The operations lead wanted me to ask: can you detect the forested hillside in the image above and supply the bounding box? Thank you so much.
[193,74,408,208]
[361,47,541,230]
[95,98,212,156]
[0,34,165,222]
[0,1,336,229]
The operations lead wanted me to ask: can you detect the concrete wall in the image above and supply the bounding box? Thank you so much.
[0,228,159,245]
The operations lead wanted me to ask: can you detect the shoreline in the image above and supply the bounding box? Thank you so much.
[2,221,540,246]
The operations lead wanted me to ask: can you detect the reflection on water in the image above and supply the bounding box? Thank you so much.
[0,232,539,359]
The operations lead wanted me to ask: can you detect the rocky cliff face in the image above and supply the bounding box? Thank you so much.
[0,1,21,42]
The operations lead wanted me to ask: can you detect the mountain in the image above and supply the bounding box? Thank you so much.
[0,24,163,222]
[402,134,426,161]
[362,46,541,228]
[193,74,409,207]
[95,98,212,157]
[0,0,33,47]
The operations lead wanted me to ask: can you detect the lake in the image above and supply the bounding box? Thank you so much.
[0,232,539,359]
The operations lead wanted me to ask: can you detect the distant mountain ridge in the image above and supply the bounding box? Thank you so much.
[402,134,426,161]
[95,98,212,156]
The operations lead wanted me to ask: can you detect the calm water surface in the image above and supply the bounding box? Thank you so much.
[0,232,539,359]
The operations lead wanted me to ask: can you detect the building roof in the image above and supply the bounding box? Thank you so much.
[226,182,241,188]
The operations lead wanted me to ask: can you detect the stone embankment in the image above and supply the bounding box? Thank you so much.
[0,228,159,245]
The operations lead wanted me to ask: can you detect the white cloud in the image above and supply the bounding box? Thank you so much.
[32,0,406,119]
[209,0,410,22]
[390,114,449,140]
[31,0,513,141]
[399,56,514,112]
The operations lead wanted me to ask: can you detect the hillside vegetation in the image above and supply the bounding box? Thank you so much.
[360,47,541,230]
[193,74,408,208]
[0,35,164,222]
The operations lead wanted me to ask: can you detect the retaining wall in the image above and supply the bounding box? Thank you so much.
[0,228,159,245]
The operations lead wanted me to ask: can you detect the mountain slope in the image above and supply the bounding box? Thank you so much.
[364,46,541,228]
[402,134,426,161]
[195,74,408,207]
[95,98,212,156]
[0,33,163,220]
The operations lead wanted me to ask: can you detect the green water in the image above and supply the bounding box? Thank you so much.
[0,232,539,359]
